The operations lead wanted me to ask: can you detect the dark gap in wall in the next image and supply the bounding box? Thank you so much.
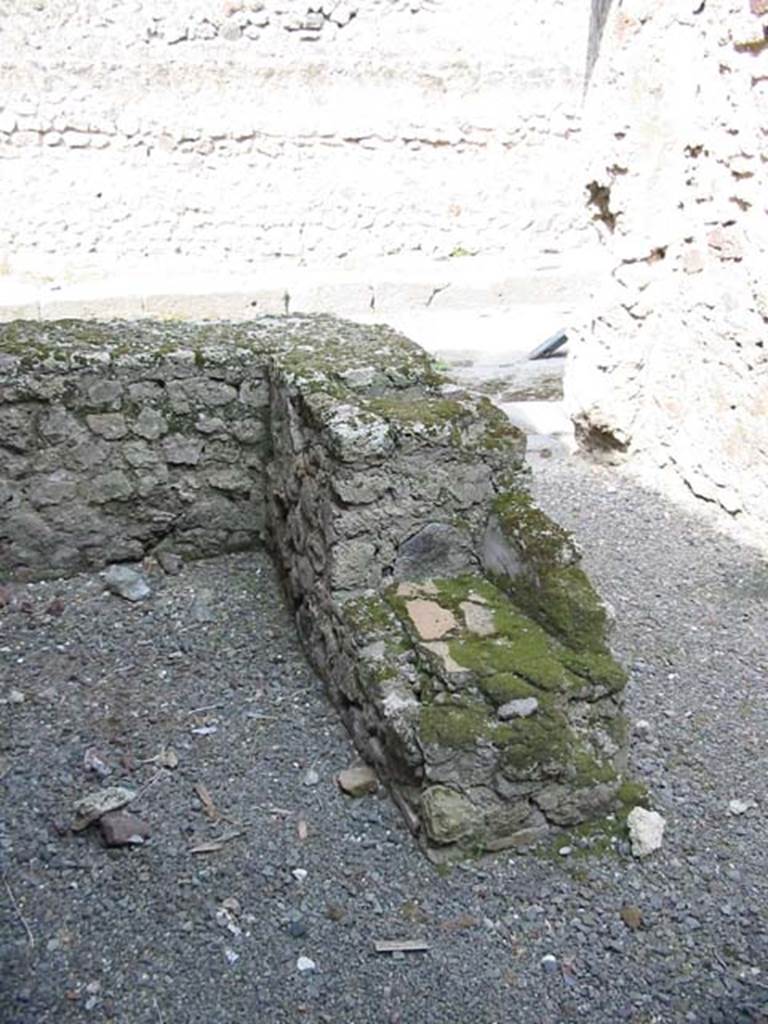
[586,181,619,232]
[574,418,629,455]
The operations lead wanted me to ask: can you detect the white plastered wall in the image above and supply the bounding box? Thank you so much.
[568,0,768,551]
[0,0,603,328]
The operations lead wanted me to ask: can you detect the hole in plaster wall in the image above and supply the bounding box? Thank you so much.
[586,181,619,232]
[574,418,629,456]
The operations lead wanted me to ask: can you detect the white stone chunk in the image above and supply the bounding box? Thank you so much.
[627,807,665,858]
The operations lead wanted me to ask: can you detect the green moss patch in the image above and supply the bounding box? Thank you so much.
[571,746,618,787]
[561,649,627,692]
[342,592,400,640]
[492,491,576,568]
[420,703,497,748]
[476,672,541,706]
[386,573,619,696]
[475,397,526,453]
[448,636,573,692]
[488,491,618,658]
[364,395,467,429]
[508,566,610,654]
[497,712,574,779]
[616,779,650,809]
[548,814,628,860]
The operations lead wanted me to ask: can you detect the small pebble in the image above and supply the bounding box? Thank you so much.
[297,956,316,973]
[620,905,644,930]
[497,697,539,720]
[303,768,320,786]
[541,954,558,974]
[728,798,754,816]
[157,551,183,575]
[103,565,151,602]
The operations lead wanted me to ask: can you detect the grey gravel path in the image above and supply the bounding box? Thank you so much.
[2,456,767,1024]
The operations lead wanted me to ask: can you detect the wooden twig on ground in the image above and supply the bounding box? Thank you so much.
[2,873,34,946]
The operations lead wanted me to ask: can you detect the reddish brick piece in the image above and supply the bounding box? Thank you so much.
[99,810,151,847]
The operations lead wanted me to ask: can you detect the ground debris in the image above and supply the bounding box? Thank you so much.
[103,565,151,602]
[374,939,431,954]
[83,748,112,778]
[189,828,243,854]
[620,905,644,930]
[139,746,179,769]
[337,764,379,797]
[194,783,222,821]
[72,786,136,831]
[627,807,666,857]
[99,810,151,847]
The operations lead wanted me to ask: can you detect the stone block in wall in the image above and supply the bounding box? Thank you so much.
[0,314,629,858]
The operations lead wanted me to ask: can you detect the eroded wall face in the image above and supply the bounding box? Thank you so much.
[568,0,768,548]
[0,0,593,279]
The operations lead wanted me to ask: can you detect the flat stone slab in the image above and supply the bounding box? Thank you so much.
[405,599,458,641]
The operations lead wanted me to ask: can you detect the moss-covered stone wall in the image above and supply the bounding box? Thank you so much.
[0,315,629,858]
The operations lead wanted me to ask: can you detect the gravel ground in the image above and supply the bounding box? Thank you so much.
[2,455,767,1024]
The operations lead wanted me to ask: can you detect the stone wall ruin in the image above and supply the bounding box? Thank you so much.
[0,316,629,858]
